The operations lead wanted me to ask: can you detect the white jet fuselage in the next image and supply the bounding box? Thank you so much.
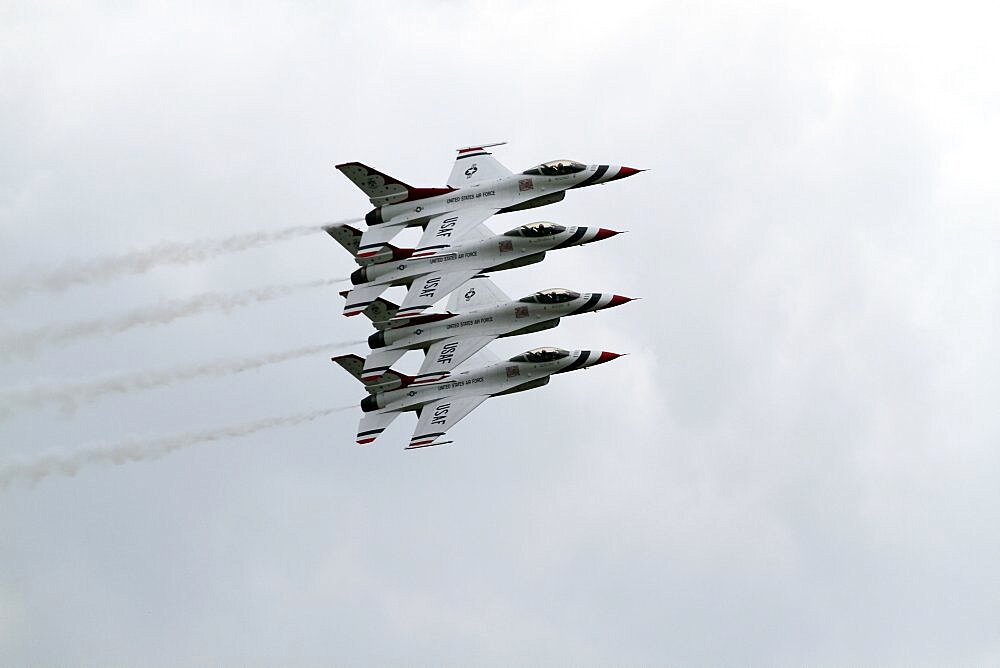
[371,164,632,230]
[351,225,610,291]
[374,293,623,353]
[364,349,616,415]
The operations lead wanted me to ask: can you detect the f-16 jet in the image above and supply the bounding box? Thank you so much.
[345,276,636,385]
[327,221,622,321]
[336,143,642,262]
[333,346,624,449]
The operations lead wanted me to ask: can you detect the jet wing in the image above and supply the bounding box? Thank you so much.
[355,410,402,445]
[411,207,497,258]
[413,335,497,385]
[446,276,511,312]
[447,144,512,188]
[407,394,490,449]
[392,269,481,320]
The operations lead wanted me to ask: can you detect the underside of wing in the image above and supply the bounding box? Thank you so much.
[355,410,402,445]
[343,283,390,317]
[447,144,512,188]
[411,208,497,258]
[407,395,490,449]
[393,270,481,321]
[412,335,497,385]
[446,276,511,312]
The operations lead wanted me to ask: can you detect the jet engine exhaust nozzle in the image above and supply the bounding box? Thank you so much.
[350,267,368,285]
[368,331,386,349]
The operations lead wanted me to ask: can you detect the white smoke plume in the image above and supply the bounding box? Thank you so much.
[0,277,345,360]
[0,219,361,303]
[0,405,352,488]
[0,341,361,416]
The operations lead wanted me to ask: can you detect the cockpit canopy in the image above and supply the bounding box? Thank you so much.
[519,288,581,304]
[503,222,567,238]
[522,160,587,176]
[509,347,572,364]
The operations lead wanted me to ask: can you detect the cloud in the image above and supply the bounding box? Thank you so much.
[1,1,999,666]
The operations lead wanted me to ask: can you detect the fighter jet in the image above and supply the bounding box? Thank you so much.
[345,276,636,385]
[333,346,625,449]
[336,143,642,262]
[328,221,623,321]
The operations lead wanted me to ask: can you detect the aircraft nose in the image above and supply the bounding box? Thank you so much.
[603,166,644,182]
[593,228,621,241]
[591,351,625,365]
[606,295,635,308]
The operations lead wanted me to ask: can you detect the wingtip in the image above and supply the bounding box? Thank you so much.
[456,141,507,153]
[405,439,454,450]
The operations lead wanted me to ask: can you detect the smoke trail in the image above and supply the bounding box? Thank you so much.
[0,218,361,303]
[0,405,353,488]
[0,341,361,416]
[0,277,345,360]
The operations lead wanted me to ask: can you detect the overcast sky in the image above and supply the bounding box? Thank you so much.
[2,1,999,665]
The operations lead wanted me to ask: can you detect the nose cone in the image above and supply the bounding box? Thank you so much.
[593,228,621,242]
[606,295,635,308]
[604,166,644,182]
[591,351,625,366]
[611,167,646,181]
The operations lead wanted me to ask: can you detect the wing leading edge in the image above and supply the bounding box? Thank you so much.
[392,269,482,321]
[411,207,497,259]
[408,394,490,449]
[412,335,497,385]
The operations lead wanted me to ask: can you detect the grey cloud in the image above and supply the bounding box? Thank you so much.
[1,2,998,666]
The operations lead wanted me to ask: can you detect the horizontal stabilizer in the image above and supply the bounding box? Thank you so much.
[343,284,391,318]
[336,162,454,207]
[326,224,413,265]
[340,290,399,329]
[324,223,362,256]
[331,354,411,393]
[361,348,408,383]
